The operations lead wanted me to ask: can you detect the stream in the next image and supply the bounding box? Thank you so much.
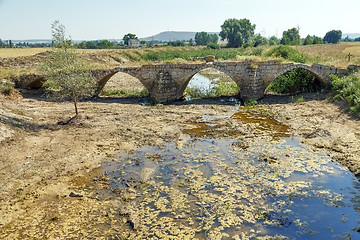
[94,73,360,239]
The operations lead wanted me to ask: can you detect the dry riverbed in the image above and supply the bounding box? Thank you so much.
[0,91,359,239]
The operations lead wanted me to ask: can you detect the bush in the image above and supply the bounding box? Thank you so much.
[331,72,360,116]
[0,81,14,95]
[207,42,220,49]
[267,68,322,94]
[265,45,309,63]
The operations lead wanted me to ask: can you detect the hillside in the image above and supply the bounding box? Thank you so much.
[140,31,219,42]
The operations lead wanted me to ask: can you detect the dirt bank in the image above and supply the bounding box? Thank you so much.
[0,92,359,238]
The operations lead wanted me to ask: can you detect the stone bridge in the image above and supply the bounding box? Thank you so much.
[19,61,356,101]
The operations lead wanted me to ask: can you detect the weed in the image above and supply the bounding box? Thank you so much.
[0,81,14,95]
[244,99,259,106]
[296,96,305,103]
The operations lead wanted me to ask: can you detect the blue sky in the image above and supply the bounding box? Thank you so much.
[0,0,359,40]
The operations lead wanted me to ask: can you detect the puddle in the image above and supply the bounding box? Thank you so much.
[92,110,360,239]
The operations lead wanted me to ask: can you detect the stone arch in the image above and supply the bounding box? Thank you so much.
[178,65,241,98]
[95,68,149,96]
[264,64,324,93]
[21,75,46,89]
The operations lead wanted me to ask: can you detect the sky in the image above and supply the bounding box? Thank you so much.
[0,0,359,41]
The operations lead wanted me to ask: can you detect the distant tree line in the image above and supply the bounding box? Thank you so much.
[2,20,359,50]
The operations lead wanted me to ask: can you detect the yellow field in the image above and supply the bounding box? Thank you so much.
[295,42,360,67]
[0,48,50,58]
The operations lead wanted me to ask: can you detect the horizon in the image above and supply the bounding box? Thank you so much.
[0,0,359,41]
[6,31,360,43]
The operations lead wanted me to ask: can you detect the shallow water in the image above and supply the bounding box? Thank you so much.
[98,110,360,239]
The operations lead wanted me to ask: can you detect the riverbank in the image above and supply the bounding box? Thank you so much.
[0,92,359,238]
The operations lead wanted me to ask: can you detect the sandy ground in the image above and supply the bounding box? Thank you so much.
[0,88,359,238]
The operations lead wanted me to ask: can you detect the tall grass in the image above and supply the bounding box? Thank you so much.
[142,48,246,62]
[331,72,360,116]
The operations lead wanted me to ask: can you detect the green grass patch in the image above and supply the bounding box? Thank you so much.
[142,48,245,62]
[331,72,360,116]
[265,45,310,63]
[185,81,240,99]
[101,88,149,97]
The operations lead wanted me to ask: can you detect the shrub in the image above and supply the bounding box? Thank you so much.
[207,42,220,49]
[0,81,14,95]
[267,68,322,94]
[331,72,360,116]
[265,45,309,63]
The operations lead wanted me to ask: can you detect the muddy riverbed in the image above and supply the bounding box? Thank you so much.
[0,88,360,239]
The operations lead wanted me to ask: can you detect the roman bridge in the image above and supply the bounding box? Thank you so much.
[19,61,356,101]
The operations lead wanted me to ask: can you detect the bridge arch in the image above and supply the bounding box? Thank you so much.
[264,64,324,93]
[95,68,149,96]
[179,66,241,98]
[98,71,149,97]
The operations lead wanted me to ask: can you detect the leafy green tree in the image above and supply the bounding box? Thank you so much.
[313,36,323,44]
[41,20,97,116]
[195,32,218,46]
[323,30,342,44]
[303,35,313,45]
[123,33,138,45]
[253,34,268,47]
[220,18,256,48]
[355,37,360,42]
[269,36,280,46]
[281,27,300,45]
[188,38,194,46]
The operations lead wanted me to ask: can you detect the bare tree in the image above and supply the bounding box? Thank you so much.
[41,20,97,117]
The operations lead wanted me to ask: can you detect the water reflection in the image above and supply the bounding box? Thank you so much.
[98,110,360,239]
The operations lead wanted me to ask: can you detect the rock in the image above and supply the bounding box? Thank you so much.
[69,192,83,198]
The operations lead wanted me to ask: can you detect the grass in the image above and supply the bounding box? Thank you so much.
[185,81,240,99]
[0,48,49,58]
[0,81,14,95]
[101,87,149,97]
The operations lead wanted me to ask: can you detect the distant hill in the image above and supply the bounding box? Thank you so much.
[140,31,219,42]
[343,33,360,39]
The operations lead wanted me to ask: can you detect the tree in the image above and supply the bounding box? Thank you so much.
[303,35,313,45]
[323,30,342,44]
[269,36,280,46]
[253,34,268,47]
[123,33,138,45]
[355,37,360,42]
[220,18,256,48]
[41,20,97,116]
[313,36,323,44]
[281,27,300,45]
[195,32,218,46]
